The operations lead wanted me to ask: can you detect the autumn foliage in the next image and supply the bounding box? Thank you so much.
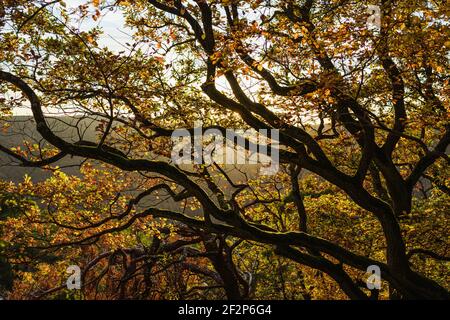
[0,0,449,300]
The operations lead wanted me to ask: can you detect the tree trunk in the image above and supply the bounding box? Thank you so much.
[379,207,449,299]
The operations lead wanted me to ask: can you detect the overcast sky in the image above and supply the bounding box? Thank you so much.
[65,0,133,51]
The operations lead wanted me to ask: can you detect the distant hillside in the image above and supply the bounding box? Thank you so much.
[0,116,190,212]
[0,116,98,183]
[0,116,262,212]
[0,116,264,184]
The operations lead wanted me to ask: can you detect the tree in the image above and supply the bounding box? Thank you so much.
[0,0,448,299]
